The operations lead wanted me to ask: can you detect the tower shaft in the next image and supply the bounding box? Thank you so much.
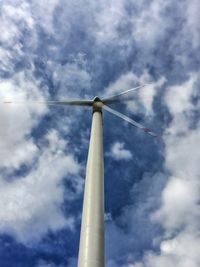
[77,109,104,267]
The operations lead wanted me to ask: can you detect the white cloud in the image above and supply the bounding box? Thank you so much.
[152,176,200,232]
[93,0,171,51]
[0,130,81,244]
[110,142,132,160]
[0,2,35,45]
[104,70,166,116]
[164,73,198,134]
[0,71,47,170]
[128,230,200,267]
[182,0,200,49]
[152,120,200,235]
[104,72,140,96]
[126,74,166,116]
[48,57,92,98]
[94,0,125,44]
[165,130,200,181]
[31,0,60,34]
[131,0,173,48]
[0,1,37,73]
[165,73,198,116]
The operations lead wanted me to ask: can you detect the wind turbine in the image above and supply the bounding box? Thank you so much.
[4,84,158,267]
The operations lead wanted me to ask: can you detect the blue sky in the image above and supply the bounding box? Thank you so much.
[0,0,200,266]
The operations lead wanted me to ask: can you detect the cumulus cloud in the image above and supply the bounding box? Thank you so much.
[0,129,81,244]
[110,142,132,160]
[0,71,47,170]
[164,73,199,135]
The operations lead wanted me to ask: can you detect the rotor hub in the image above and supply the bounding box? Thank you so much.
[93,96,103,112]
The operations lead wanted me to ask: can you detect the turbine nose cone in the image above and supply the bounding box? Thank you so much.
[93,96,101,102]
[93,96,103,111]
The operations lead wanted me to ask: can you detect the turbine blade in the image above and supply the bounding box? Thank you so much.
[2,99,93,106]
[47,100,93,106]
[103,105,158,137]
[102,83,152,104]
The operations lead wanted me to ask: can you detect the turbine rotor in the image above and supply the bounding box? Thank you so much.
[2,84,159,137]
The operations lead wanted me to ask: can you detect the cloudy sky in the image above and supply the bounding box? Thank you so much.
[0,0,200,266]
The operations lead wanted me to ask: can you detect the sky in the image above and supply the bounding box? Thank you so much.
[0,0,200,266]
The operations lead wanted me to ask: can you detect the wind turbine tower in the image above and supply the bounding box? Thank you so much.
[77,98,105,267]
[3,85,157,267]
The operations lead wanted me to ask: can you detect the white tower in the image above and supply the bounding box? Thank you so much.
[78,100,104,267]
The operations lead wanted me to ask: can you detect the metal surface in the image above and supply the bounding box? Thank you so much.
[77,108,104,267]
[102,83,151,104]
[3,100,93,106]
[103,105,157,137]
